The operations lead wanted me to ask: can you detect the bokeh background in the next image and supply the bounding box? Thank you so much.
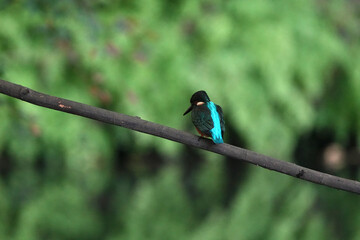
[1,0,360,239]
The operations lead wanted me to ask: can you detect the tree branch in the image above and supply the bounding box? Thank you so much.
[1,79,359,194]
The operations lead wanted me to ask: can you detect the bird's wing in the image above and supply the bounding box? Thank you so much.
[216,104,225,137]
[191,105,214,137]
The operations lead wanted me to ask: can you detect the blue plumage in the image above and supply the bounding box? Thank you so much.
[207,101,223,143]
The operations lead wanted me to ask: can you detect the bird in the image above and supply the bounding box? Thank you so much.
[183,90,225,144]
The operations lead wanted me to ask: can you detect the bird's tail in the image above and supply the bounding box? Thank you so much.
[212,137,224,144]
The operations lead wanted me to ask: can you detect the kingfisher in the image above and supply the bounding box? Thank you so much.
[183,90,225,144]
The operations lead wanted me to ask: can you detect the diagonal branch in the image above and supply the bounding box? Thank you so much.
[1,79,359,194]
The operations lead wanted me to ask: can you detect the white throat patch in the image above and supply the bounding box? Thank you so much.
[196,102,205,106]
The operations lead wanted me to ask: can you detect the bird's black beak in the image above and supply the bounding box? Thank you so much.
[183,105,193,116]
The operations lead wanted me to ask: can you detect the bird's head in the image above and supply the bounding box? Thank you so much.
[183,90,210,115]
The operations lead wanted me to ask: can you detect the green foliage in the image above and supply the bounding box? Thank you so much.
[0,0,360,239]
[117,168,193,240]
[14,183,101,240]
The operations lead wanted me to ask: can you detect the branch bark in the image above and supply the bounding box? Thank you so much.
[1,79,359,194]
